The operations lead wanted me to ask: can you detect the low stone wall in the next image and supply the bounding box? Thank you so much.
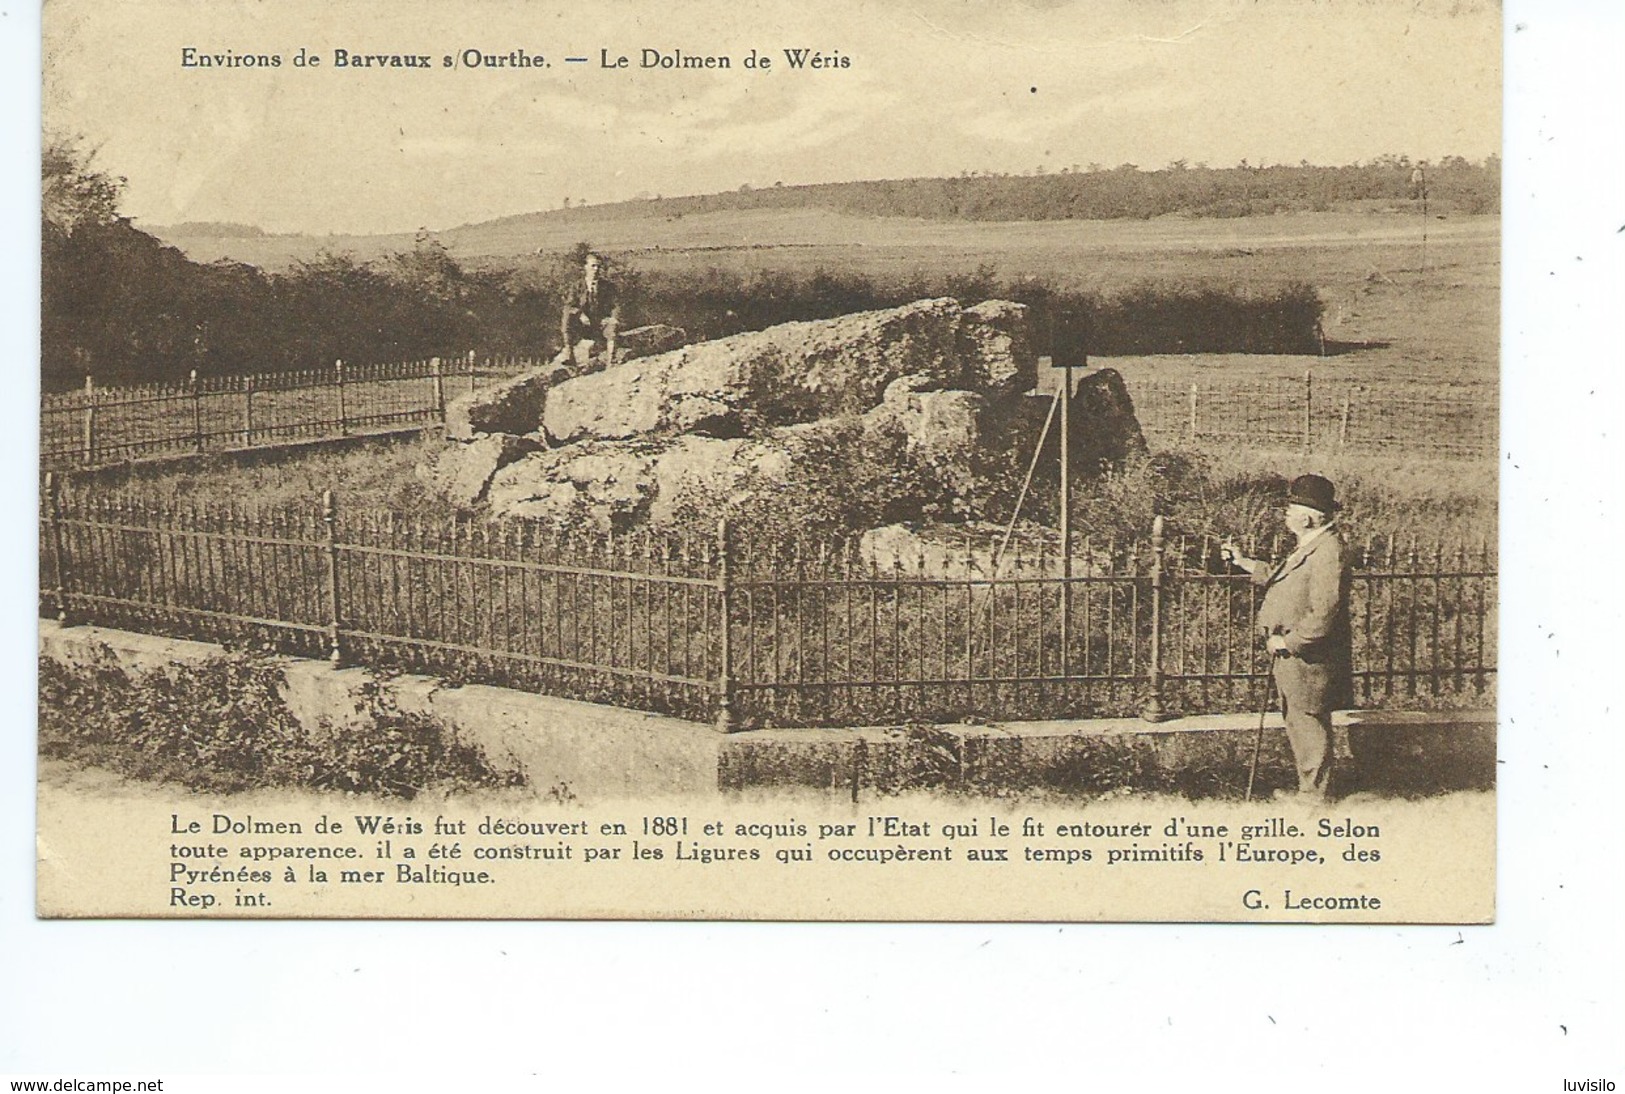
[39,622,1494,800]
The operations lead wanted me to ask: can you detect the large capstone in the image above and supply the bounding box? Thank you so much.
[543,298,978,444]
[418,299,1145,533]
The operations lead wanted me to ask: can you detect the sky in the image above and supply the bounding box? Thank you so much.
[46,0,1501,239]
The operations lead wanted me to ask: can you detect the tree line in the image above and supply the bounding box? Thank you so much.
[44,139,1353,392]
[648,155,1499,221]
[44,138,575,392]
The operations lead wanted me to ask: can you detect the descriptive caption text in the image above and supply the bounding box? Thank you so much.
[165,808,1386,914]
[180,46,851,73]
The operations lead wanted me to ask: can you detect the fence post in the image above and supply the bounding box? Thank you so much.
[1302,369,1313,452]
[715,516,738,732]
[242,373,255,448]
[1339,389,1352,449]
[1141,515,1170,722]
[45,471,69,624]
[335,359,348,436]
[430,356,445,419]
[1187,382,1199,441]
[468,349,477,396]
[81,374,96,466]
[190,369,203,453]
[1056,356,1073,678]
[322,489,342,665]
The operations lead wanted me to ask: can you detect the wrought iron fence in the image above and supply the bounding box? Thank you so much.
[40,354,539,469]
[41,478,1497,729]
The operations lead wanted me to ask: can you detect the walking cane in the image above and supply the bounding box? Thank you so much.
[1245,671,1275,803]
[1221,539,1274,802]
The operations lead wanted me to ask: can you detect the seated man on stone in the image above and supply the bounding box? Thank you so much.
[557,251,620,368]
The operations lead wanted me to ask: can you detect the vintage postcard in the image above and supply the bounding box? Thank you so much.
[36,0,1501,921]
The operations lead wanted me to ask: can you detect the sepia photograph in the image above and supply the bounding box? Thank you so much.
[30,0,1510,922]
[7,0,1625,1087]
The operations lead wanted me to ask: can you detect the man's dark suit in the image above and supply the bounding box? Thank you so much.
[1253,526,1355,796]
[561,276,619,359]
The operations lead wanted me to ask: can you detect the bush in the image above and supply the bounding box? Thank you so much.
[38,651,524,798]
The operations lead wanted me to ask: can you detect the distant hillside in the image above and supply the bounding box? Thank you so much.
[153,157,1499,261]
[149,220,269,238]
[470,156,1498,228]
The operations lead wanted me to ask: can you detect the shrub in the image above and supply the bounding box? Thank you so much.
[38,651,524,798]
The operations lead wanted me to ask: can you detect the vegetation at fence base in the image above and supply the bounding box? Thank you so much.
[822,727,1292,800]
[315,676,527,798]
[38,650,525,798]
[663,439,1494,559]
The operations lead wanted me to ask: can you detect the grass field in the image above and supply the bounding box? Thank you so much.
[155,207,1498,397]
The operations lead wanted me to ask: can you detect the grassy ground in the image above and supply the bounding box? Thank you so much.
[159,209,1497,386]
[65,431,456,516]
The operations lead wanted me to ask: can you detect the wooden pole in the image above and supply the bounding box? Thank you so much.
[715,517,737,732]
[1420,167,1429,272]
[190,369,203,452]
[1302,369,1313,452]
[431,356,445,419]
[335,359,347,435]
[322,489,342,665]
[81,374,95,466]
[243,373,255,448]
[1057,355,1072,680]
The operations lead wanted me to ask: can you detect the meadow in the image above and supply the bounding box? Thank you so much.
[159,208,1497,391]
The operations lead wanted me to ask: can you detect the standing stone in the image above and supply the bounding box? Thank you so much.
[958,300,1038,398]
[486,446,657,531]
[445,363,570,441]
[414,433,540,508]
[1070,367,1148,466]
[645,435,796,527]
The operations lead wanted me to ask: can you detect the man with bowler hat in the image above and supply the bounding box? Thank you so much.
[1222,474,1355,800]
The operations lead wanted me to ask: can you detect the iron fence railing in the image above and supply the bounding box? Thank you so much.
[40,354,539,469]
[41,479,1497,729]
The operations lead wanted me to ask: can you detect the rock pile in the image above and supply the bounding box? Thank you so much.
[416,298,1145,532]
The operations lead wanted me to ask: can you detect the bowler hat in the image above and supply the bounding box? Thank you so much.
[1286,474,1340,514]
